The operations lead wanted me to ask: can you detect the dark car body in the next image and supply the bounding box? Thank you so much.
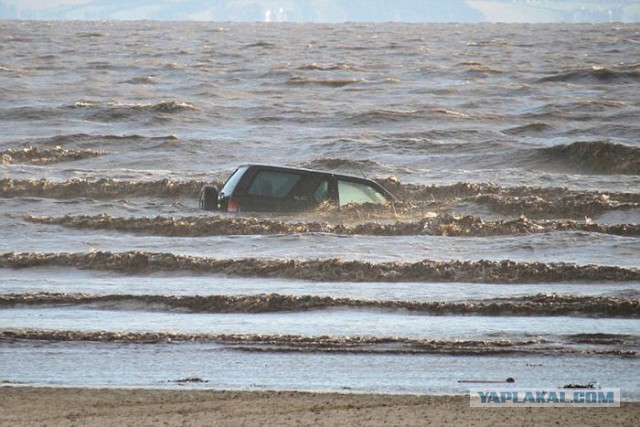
[199,164,396,213]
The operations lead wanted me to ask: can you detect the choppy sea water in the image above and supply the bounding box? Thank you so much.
[0,21,639,398]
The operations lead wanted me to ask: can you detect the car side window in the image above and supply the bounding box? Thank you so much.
[313,180,330,203]
[247,170,301,198]
[337,180,388,206]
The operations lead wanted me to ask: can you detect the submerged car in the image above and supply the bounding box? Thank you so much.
[199,164,396,213]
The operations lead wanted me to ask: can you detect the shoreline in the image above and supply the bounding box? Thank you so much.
[1,386,638,426]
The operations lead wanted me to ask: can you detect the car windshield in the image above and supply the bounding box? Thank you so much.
[247,170,301,198]
[219,166,248,197]
[338,180,388,206]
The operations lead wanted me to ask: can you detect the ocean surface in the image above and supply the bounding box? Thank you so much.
[1,20,639,398]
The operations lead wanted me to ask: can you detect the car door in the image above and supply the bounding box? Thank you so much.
[237,168,304,212]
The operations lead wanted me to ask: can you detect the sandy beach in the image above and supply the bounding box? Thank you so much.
[0,387,638,426]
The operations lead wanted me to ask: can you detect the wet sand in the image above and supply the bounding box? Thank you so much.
[0,387,638,427]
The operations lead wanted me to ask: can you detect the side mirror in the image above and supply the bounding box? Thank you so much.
[199,185,219,211]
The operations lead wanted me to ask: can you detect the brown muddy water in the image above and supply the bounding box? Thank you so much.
[0,20,639,397]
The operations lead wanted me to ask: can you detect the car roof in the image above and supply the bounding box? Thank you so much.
[238,163,375,182]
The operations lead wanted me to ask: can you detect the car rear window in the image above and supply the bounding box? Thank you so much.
[247,170,301,198]
[220,166,248,197]
[338,180,388,206]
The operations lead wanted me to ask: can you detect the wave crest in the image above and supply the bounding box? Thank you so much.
[297,63,361,71]
[503,122,554,135]
[2,292,637,318]
[70,100,198,121]
[0,330,634,356]
[23,214,640,238]
[381,180,640,217]
[2,251,639,283]
[534,141,640,175]
[539,64,640,84]
[1,146,110,165]
[300,158,381,172]
[0,178,209,199]
[287,76,363,87]
[342,108,423,125]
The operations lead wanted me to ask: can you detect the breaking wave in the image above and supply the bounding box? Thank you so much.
[468,192,639,217]
[532,141,640,175]
[296,63,362,71]
[1,292,637,318]
[300,158,382,172]
[338,107,470,126]
[503,122,554,136]
[23,213,640,238]
[0,178,210,199]
[70,100,199,122]
[379,179,640,203]
[457,61,503,75]
[121,76,158,85]
[2,251,639,283]
[565,333,639,345]
[5,133,179,149]
[72,100,197,113]
[0,330,635,357]
[1,146,110,165]
[380,179,640,217]
[538,64,640,84]
[1,101,198,123]
[287,76,364,87]
[244,41,276,48]
[341,108,424,125]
